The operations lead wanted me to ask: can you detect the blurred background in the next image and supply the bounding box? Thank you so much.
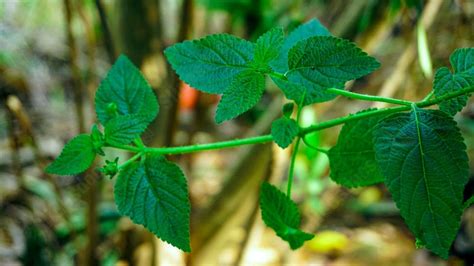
[1,0,474,265]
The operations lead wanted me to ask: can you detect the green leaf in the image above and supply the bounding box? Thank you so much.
[45,134,96,175]
[328,113,386,188]
[252,27,284,70]
[164,34,254,94]
[433,48,474,116]
[104,114,149,145]
[271,117,299,149]
[95,55,159,125]
[271,19,331,73]
[114,154,191,252]
[449,48,474,74]
[215,70,265,123]
[283,36,380,105]
[433,68,473,115]
[259,182,314,249]
[373,108,469,259]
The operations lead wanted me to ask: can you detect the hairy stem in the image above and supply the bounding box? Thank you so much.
[143,135,274,154]
[422,90,435,101]
[108,85,474,156]
[302,136,328,155]
[269,71,287,80]
[118,152,143,170]
[287,137,301,197]
[327,88,413,106]
[287,90,306,197]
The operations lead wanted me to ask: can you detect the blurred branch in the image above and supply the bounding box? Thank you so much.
[95,0,116,62]
[233,191,262,266]
[150,0,194,148]
[82,166,100,266]
[63,0,100,264]
[189,95,282,260]
[63,0,85,133]
[5,100,23,182]
[331,0,369,38]
[373,0,443,108]
[75,0,98,108]
[5,95,79,244]
[178,0,194,41]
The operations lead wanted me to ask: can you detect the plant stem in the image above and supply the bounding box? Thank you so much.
[327,88,413,106]
[269,71,287,80]
[302,136,328,155]
[287,93,306,197]
[118,152,143,170]
[417,85,474,107]
[302,84,474,134]
[106,143,141,152]
[300,105,409,135]
[109,85,474,156]
[287,137,301,197]
[143,135,274,155]
[422,90,435,101]
[134,138,145,149]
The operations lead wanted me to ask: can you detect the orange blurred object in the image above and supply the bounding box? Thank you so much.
[179,82,200,111]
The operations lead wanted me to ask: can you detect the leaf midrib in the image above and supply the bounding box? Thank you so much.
[412,107,441,246]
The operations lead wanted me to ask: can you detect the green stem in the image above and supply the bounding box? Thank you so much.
[287,137,301,197]
[106,143,141,152]
[327,88,413,106]
[118,152,143,170]
[286,92,306,197]
[269,71,287,80]
[302,136,328,155]
[422,91,435,101]
[300,105,408,135]
[134,138,145,148]
[302,84,474,135]
[417,85,474,107]
[143,135,274,155]
[108,85,474,156]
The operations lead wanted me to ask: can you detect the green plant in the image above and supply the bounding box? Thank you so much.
[46,19,474,258]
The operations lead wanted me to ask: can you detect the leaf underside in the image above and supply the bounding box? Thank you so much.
[114,154,191,252]
[373,108,469,258]
[260,182,314,249]
[329,113,387,188]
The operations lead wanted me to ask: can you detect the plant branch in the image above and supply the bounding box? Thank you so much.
[118,152,143,170]
[109,85,474,156]
[106,143,141,152]
[422,90,435,101]
[327,88,413,106]
[302,136,328,155]
[269,71,287,80]
[286,92,306,197]
[143,135,274,154]
[287,137,301,197]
